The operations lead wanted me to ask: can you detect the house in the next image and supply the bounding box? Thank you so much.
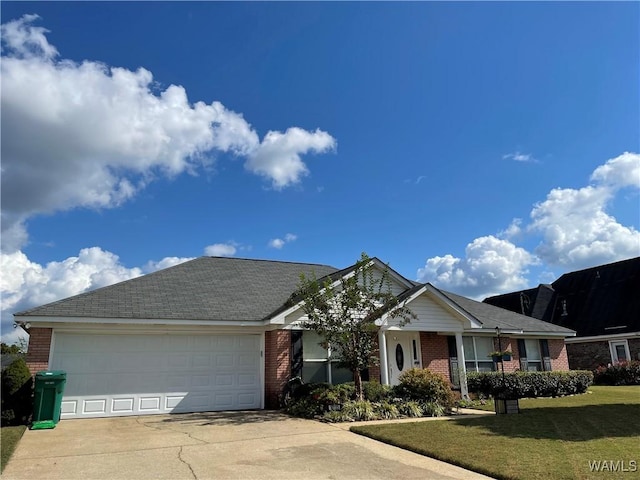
[14,256,575,419]
[483,257,640,370]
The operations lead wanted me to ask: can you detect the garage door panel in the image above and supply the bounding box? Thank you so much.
[51,333,261,418]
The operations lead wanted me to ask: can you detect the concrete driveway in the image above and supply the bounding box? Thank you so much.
[3,411,492,480]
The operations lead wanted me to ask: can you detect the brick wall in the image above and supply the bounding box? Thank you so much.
[566,341,610,370]
[419,333,451,382]
[496,337,519,373]
[264,330,291,409]
[548,338,569,371]
[567,338,640,370]
[25,327,52,375]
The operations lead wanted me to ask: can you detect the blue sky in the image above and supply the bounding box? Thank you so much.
[1,2,639,343]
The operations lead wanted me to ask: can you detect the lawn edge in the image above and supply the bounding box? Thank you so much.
[1,425,27,473]
[350,425,516,480]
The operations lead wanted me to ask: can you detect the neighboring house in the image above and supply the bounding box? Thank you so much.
[484,257,640,370]
[14,256,574,419]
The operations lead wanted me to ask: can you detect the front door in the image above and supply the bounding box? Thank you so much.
[386,332,421,385]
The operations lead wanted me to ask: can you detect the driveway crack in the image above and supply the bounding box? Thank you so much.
[135,417,208,445]
[178,446,198,480]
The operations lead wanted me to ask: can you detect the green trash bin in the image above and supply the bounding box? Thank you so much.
[32,370,67,430]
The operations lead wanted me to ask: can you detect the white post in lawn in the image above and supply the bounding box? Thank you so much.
[455,332,469,399]
[379,329,389,385]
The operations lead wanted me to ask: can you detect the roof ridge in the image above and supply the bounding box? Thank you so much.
[204,256,337,269]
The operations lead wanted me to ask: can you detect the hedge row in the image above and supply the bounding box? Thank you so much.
[467,370,593,398]
[593,361,640,385]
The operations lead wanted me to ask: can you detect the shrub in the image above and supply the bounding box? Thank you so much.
[362,381,392,402]
[421,401,445,417]
[375,401,399,419]
[467,370,593,398]
[285,382,355,418]
[341,400,377,421]
[320,410,350,423]
[593,361,640,386]
[393,368,455,411]
[395,400,422,417]
[1,357,33,425]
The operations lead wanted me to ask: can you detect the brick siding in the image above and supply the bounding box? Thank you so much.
[25,327,53,375]
[264,330,291,409]
[419,333,451,382]
[567,338,640,370]
[548,338,569,371]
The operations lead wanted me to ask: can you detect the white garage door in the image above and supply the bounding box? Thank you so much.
[50,333,262,418]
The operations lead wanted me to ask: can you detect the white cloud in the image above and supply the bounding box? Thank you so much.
[144,256,194,272]
[0,247,193,344]
[418,152,640,298]
[503,151,537,163]
[528,152,639,269]
[0,15,336,252]
[529,189,639,269]
[204,243,237,257]
[268,233,297,249]
[417,236,537,299]
[245,128,336,189]
[590,151,640,189]
[0,14,58,60]
[268,239,285,249]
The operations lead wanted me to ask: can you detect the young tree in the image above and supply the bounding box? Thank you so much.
[298,253,416,401]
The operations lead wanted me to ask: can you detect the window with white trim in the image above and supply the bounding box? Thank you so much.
[301,331,353,384]
[610,340,630,364]
[463,336,496,373]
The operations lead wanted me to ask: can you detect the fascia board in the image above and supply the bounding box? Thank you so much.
[42,324,267,335]
[565,331,639,343]
[369,258,414,289]
[14,316,265,328]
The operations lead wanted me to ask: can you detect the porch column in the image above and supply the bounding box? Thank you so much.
[379,329,389,385]
[455,332,469,399]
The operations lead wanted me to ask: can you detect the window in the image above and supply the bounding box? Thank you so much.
[524,339,543,371]
[610,340,630,364]
[463,336,496,373]
[300,331,353,384]
[518,339,549,371]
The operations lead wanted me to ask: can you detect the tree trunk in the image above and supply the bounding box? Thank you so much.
[354,369,364,401]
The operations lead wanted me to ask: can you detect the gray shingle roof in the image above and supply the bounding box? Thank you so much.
[437,288,575,335]
[15,257,338,322]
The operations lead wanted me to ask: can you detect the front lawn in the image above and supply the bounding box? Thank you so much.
[1,425,26,472]
[352,386,640,480]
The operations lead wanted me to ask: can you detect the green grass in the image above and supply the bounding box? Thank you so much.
[1,425,26,472]
[352,386,640,480]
